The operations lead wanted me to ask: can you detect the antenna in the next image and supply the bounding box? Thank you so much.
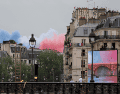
[94,2,95,8]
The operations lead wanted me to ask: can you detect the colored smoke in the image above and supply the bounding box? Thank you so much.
[39,32,65,53]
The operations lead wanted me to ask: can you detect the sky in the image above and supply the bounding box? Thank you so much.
[88,50,117,64]
[0,0,120,53]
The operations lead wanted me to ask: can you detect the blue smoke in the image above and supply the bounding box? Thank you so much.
[0,29,21,44]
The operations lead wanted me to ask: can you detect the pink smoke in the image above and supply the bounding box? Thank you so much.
[99,50,117,63]
[39,32,65,53]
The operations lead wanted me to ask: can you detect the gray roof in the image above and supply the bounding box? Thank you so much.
[80,23,99,27]
[73,23,99,37]
[96,15,120,29]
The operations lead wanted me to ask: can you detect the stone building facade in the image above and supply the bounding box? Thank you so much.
[63,7,120,82]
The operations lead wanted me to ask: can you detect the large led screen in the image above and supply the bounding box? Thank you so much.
[88,50,117,83]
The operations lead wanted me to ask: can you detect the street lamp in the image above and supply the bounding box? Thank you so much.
[89,29,96,83]
[29,34,36,82]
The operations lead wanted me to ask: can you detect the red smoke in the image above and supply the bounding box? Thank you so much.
[39,32,65,53]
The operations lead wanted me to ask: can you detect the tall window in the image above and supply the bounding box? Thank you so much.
[24,60,26,64]
[84,29,88,34]
[112,43,115,48]
[81,71,85,78]
[29,60,31,64]
[81,60,85,67]
[82,39,86,46]
[104,43,107,48]
[81,49,85,56]
[104,31,108,36]
[13,54,14,58]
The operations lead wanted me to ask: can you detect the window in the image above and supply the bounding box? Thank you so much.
[24,60,26,63]
[104,43,107,48]
[29,60,31,64]
[112,43,115,48]
[104,31,108,36]
[81,49,85,56]
[24,48,25,52]
[81,60,85,67]
[82,39,86,46]
[81,71,85,78]
[21,60,23,63]
[13,54,14,58]
[84,29,88,34]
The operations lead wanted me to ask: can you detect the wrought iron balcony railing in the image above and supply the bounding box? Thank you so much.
[100,48,117,50]
[95,35,120,40]
[0,82,120,94]
[74,43,91,47]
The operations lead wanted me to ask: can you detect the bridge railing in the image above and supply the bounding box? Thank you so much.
[0,82,120,94]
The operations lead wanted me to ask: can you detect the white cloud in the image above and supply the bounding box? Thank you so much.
[19,28,58,49]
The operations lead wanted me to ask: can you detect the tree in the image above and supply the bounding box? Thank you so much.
[0,55,15,82]
[37,49,63,82]
[15,61,34,82]
[0,54,34,82]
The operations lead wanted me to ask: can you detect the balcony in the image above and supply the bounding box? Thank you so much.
[95,35,120,40]
[100,48,117,50]
[74,43,91,47]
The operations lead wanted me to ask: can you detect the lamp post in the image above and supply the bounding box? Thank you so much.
[29,34,36,82]
[89,29,96,83]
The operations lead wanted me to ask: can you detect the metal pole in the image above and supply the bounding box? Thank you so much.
[82,48,83,82]
[90,43,94,82]
[32,47,33,80]
[92,43,93,81]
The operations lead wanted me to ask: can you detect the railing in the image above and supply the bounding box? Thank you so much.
[95,35,120,40]
[0,82,120,94]
[100,48,117,50]
[74,43,91,47]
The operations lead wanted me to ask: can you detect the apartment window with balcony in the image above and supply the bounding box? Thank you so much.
[104,43,107,48]
[81,71,85,78]
[84,29,88,34]
[104,31,108,36]
[112,43,115,49]
[82,39,86,46]
[81,60,85,67]
[81,49,85,56]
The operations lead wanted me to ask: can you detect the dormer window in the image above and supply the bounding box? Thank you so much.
[84,29,88,34]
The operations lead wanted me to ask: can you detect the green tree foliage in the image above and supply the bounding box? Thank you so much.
[37,49,63,82]
[0,54,34,82]
[15,61,34,82]
[0,55,15,82]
